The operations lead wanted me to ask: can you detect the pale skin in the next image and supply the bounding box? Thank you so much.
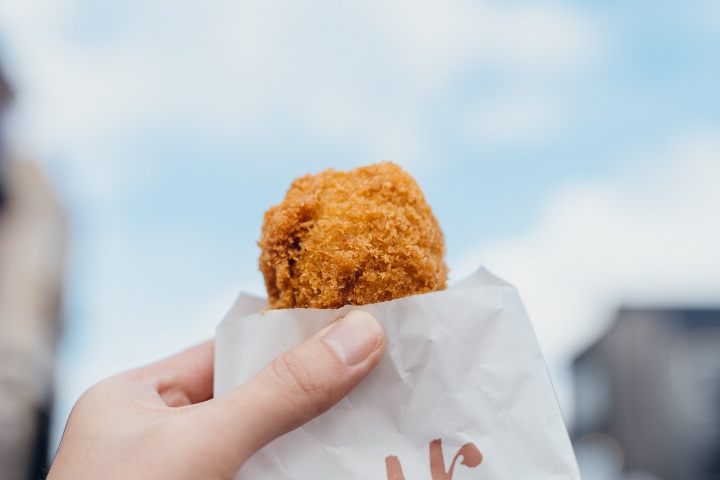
[48,310,385,480]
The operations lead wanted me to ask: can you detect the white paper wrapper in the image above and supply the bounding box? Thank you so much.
[215,268,580,479]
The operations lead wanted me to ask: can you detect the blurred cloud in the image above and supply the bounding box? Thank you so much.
[364,0,601,77]
[0,0,603,201]
[456,128,720,364]
[464,89,567,147]
[692,1,720,32]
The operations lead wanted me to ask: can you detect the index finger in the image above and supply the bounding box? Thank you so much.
[138,339,215,408]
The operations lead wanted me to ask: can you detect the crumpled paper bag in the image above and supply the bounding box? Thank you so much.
[215,268,580,479]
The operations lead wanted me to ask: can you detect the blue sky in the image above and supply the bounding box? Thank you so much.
[1,0,719,452]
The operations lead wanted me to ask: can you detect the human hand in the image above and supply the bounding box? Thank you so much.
[48,310,385,480]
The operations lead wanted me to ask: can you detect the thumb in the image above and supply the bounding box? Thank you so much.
[200,310,385,469]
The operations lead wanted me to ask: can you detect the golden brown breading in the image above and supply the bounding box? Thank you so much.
[258,162,448,309]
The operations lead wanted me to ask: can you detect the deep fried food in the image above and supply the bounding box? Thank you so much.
[258,162,448,309]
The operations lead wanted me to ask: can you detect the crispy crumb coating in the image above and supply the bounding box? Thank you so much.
[258,162,448,309]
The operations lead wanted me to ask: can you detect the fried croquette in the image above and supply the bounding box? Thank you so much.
[258,162,448,309]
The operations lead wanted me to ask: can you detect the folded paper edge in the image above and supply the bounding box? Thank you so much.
[221,292,267,324]
[217,266,513,328]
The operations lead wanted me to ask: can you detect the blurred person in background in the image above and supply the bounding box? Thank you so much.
[0,56,67,479]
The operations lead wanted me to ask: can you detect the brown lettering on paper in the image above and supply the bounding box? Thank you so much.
[385,439,483,480]
[385,456,405,480]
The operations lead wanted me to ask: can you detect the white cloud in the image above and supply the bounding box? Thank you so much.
[363,0,601,84]
[481,2,601,71]
[455,129,720,365]
[692,1,720,33]
[0,0,602,198]
[464,89,567,146]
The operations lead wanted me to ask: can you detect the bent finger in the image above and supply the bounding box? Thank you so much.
[136,340,215,407]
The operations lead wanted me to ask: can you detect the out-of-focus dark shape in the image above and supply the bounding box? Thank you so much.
[0,61,12,208]
[0,64,10,106]
[0,59,66,480]
[573,308,720,480]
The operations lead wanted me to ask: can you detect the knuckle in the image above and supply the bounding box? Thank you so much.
[71,379,115,421]
[77,380,108,405]
[270,352,328,408]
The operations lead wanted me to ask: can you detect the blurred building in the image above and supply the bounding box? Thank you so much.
[0,63,66,479]
[0,63,11,206]
[573,308,720,480]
